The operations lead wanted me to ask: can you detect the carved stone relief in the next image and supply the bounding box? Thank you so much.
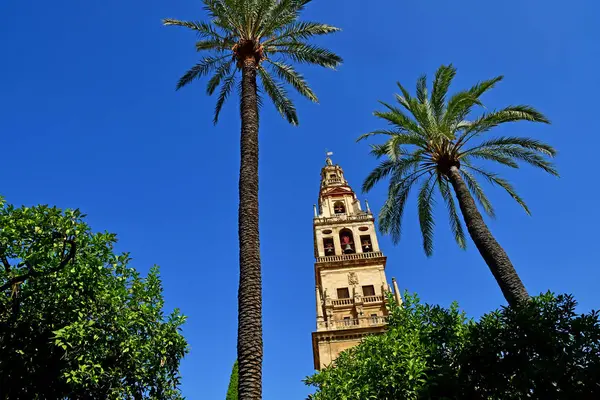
[348,271,359,286]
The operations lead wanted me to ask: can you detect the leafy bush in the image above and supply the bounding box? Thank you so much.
[0,199,188,399]
[306,292,600,399]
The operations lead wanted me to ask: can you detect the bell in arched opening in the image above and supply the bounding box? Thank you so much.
[339,229,355,254]
[323,237,335,255]
[333,201,346,215]
[360,235,373,253]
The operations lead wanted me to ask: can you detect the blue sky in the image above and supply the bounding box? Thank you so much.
[1,0,599,398]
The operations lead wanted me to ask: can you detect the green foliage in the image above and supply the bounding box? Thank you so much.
[225,360,238,400]
[305,293,470,399]
[0,198,188,399]
[163,0,342,124]
[359,64,557,255]
[460,293,600,399]
[306,292,600,400]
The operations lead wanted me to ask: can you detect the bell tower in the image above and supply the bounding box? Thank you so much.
[311,153,401,370]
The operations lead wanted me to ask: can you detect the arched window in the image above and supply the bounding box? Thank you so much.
[333,201,346,214]
[323,237,335,255]
[339,228,355,254]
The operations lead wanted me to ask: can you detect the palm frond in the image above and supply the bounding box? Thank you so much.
[455,105,551,150]
[356,129,399,141]
[259,0,310,37]
[368,142,417,162]
[391,82,430,129]
[378,197,404,245]
[465,163,531,215]
[203,0,245,36]
[238,0,264,38]
[386,137,425,162]
[363,153,426,193]
[396,82,413,105]
[413,74,439,135]
[264,21,340,45]
[442,90,482,129]
[392,94,412,115]
[438,177,467,249]
[163,19,226,41]
[417,175,436,256]
[462,137,558,176]
[248,0,274,37]
[416,74,428,104]
[361,159,396,193]
[176,55,230,90]
[444,76,503,126]
[459,168,495,218]
[257,66,298,125]
[195,38,233,52]
[357,130,426,149]
[395,95,433,136]
[378,171,425,244]
[267,42,342,69]
[465,136,556,157]
[444,76,503,128]
[373,103,425,136]
[495,147,558,176]
[213,71,237,124]
[424,102,439,137]
[266,60,317,102]
[465,105,550,135]
[468,75,504,98]
[431,64,456,121]
[206,59,234,95]
[461,148,520,169]
[368,144,390,159]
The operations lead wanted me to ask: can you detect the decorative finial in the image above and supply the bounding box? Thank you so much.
[325,149,333,166]
[365,199,371,213]
[392,277,403,305]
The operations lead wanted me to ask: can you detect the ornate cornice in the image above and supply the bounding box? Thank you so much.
[312,325,387,342]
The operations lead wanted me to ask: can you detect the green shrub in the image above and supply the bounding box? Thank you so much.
[0,199,187,399]
[306,292,600,400]
[226,360,238,400]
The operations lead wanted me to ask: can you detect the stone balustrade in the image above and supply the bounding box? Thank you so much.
[317,315,389,330]
[363,295,384,303]
[325,178,343,185]
[331,298,353,306]
[316,251,384,263]
[314,212,373,225]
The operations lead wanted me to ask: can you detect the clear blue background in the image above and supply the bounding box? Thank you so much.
[1,0,598,398]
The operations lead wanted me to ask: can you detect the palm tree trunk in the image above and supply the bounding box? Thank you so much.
[237,57,263,400]
[446,166,529,307]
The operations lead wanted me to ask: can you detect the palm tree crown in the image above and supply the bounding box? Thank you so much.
[164,0,342,124]
[360,64,558,256]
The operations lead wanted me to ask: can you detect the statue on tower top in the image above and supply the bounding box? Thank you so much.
[325,150,333,166]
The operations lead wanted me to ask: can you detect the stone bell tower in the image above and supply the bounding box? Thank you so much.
[311,153,402,370]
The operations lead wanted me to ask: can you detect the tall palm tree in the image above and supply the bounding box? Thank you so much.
[360,65,557,307]
[163,1,341,398]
